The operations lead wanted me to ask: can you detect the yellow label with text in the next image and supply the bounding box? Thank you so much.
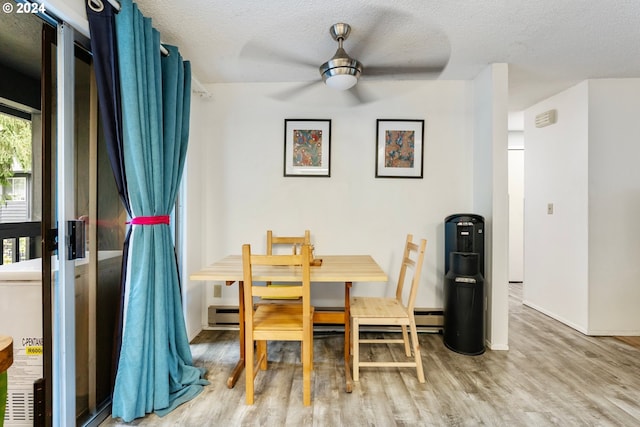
[26,346,43,356]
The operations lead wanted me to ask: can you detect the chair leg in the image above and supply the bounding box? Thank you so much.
[409,319,425,383]
[352,317,360,382]
[300,343,313,372]
[302,333,312,406]
[257,340,267,370]
[245,334,255,404]
[401,325,411,356]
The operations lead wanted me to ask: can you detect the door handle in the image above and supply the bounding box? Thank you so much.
[67,220,86,260]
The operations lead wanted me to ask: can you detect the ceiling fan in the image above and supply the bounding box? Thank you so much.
[241,21,449,103]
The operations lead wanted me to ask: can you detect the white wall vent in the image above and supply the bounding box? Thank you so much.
[535,109,557,128]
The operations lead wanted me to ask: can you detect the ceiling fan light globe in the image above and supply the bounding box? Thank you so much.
[320,57,362,91]
[325,72,358,90]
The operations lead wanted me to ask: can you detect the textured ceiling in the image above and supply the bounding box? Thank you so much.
[2,1,640,112]
[133,0,640,111]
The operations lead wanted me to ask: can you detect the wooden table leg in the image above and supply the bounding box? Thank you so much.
[226,280,245,388]
[344,281,353,393]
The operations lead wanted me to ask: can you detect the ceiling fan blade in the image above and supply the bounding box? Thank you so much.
[364,64,447,79]
[240,39,317,69]
[348,8,412,60]
[345,84,376,105]
[271,80,323,101]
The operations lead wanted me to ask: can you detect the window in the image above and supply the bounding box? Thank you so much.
[4,176,27,201]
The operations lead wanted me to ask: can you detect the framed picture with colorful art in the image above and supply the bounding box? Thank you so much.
[375,119,424,178]
[284,119,331,177]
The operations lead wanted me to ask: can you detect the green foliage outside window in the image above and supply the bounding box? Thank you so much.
[0,113,32,205]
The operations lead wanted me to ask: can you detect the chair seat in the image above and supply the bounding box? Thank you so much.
[253,305,314,334]
[351,297,409,320]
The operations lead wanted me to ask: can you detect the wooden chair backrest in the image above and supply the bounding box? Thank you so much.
[242,243,313,315]
[395,234,427,312]
[267,230,311,256]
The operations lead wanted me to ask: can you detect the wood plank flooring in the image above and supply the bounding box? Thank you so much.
[100,284,640,426]
[615,336,640,350]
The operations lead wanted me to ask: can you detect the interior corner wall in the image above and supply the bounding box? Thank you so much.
[523,82,590,332]
[180,93,213,340]
[586,79,640,335]
[188,80,482,324]
[472,64,509,350]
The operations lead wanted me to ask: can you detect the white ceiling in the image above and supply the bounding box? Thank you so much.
[133,0,640,111]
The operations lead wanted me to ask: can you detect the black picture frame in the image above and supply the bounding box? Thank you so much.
[284,119,331,177]
[375,119,425,178]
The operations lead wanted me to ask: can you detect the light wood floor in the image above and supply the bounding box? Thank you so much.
[101,284,640,426]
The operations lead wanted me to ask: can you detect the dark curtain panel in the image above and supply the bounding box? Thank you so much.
[85,0,132,395]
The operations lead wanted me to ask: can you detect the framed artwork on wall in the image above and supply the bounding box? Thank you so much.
[284,119,331,177]
[375,119,424,179]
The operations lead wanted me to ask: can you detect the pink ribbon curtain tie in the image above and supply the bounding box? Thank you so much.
[128,215,170,225]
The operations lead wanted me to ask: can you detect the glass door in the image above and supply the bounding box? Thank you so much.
[55,24,125,427]
[74,40,125,427]
[0,5,124,425]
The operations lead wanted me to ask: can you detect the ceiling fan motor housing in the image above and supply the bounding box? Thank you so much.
[330,23,351,41]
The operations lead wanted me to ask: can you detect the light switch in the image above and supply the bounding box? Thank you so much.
[547,203,554,215]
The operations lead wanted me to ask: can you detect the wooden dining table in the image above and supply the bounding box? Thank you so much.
[190,254,388,392]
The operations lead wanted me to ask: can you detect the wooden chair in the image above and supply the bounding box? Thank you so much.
[350,234,427,383]
[241,243,314,406]
[260,229,311,301]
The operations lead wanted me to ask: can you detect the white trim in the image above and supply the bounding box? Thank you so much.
[54,22,77,427]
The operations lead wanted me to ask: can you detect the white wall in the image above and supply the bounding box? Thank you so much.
[189,80,477,316]
[524,82,590,332]
[587,79,640,334]
[524,79,640,335]
[180,93,211,340]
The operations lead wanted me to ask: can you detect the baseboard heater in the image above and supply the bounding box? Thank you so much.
[208,305,444,331]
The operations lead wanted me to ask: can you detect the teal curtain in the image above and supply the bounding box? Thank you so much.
[111,0,207,421]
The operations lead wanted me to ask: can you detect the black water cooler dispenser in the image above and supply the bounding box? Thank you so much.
[443,214,485,355]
